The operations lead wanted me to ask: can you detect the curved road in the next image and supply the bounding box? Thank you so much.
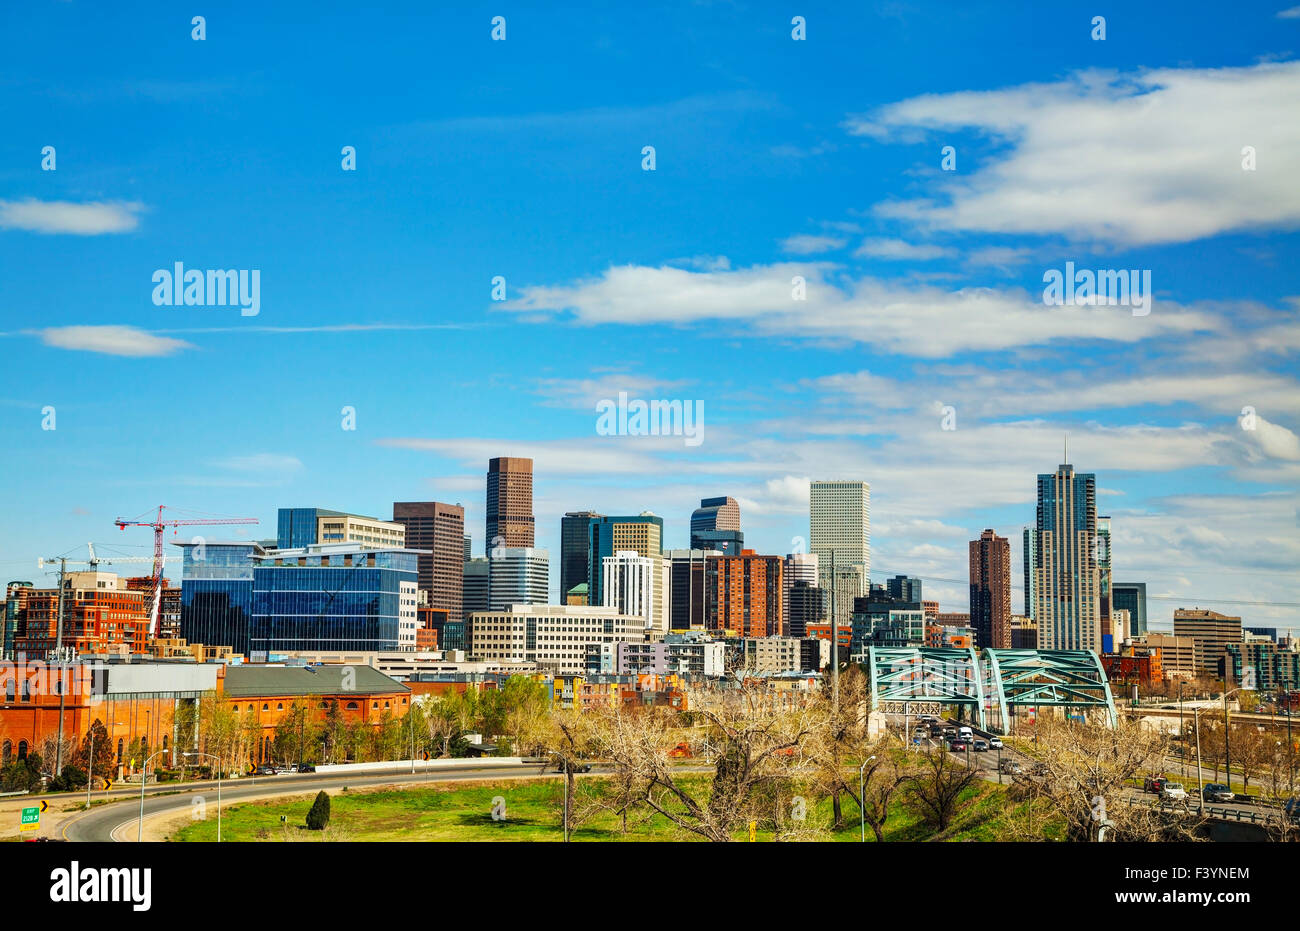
[61,762,559,842]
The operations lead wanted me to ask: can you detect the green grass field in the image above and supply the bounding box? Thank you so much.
[169,775,1052,842]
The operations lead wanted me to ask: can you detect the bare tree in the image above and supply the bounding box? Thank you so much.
[902,743,980,833]
[1008,716,1203,842]
[597,678,818,842]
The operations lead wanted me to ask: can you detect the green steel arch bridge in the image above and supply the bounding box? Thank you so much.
[864,646,1118,733]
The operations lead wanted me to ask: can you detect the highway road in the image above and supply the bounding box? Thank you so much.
[59,761,565,842]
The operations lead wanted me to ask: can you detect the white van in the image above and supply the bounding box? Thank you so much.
[958,726,973,741]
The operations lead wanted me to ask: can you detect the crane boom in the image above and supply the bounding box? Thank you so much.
[113,505,259,638]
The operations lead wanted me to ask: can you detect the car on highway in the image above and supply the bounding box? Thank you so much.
[988,736,1003,749]
[1143,776,1168,794]
[942,726,957,738]
[972,739,989,752]
[998,759,1023,775]
[948,739,969,752]
[929,725,944,737]
[1159,783,1188,802]
[1201,783,1234,802]
[254,764,278,776]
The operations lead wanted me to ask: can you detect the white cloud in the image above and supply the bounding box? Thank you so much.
[1278,5,1300,17]
[1245,415,1300,461]
[846,61,1300,245]
[38,325,192,357]
[533,373,691,409]
[501,261,1220,357]
[214,453,304,473]
[0,199,143,234]
[854,238,955,260]
[780,234,846,254]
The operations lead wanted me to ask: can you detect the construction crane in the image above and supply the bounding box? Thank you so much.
[114,506,259,638]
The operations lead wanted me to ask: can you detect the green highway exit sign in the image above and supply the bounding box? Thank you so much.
[20,806,40,831]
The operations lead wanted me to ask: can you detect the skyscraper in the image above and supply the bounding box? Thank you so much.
[487,547,549,610]
[782,552,819,624]
[1022,527,1036,620]
[809,480,870,607]
[1031,461,1101,652]
[587,513,663,606]
[392,501,465,625]
[561,510,603,603]
[667,548,718,630]
[690,496,744,555]
[1096,515,1112,636]
[969,529,1011,649]
[486,457,534,549]
[705,549,783,637]
[1112,582,1148,637]
[600,550,669,635]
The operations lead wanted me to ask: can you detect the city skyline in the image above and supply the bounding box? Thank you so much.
[2,2,1296,634]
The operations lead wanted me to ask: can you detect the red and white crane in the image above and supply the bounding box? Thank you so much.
[114,505,259,638]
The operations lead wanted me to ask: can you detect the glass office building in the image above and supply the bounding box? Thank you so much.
[249,546,419,655]
[1111,582,1148,638]
[276,507,345,549]
[177,541,265,655]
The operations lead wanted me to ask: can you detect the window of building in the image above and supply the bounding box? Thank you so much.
[17,740,28,761]
[1,740,10,765]
[3,681,13,702]
[277,703,284,710]
[346,702,358,710]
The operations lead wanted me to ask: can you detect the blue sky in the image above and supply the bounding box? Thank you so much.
[2,1,1297,630]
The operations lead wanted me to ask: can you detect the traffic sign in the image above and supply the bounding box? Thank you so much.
[39,800,48,813]
[20,806,40,832]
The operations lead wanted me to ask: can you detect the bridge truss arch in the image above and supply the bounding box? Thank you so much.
[865,646,1118,733]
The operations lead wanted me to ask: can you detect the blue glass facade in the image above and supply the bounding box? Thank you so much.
[178,542,261,655]
[690,529,744,556]
[276,507,343,549]
[250,549,418,654]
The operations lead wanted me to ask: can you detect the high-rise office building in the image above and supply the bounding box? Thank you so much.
[463,535,472,560]
[690,497,744,555]
[587,514,663,606]
[809,480,870,599]
[787,580,825,638]
[969,529,1012,649]
[1112,582,1148,638]
[463,557,490,615]
[1031,461,1101,652]
[392,502,465,626]
[1022,527,1036,620]
[705,549,783,637]
[885,574,923,603]
[1173,608,1243,679]
[667,549,718,630]
[246,544,420,655]
[487,547,550,610]
[177,541,266,655]
[277,508,405,550]
[1097,515,1113,637]
[486,457,534,549]
[782,553,819,625]
[561,510,603,603]
[600,551,670,635]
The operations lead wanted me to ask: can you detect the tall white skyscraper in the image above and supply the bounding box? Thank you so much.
[810,479,870,588]
[601,550,670,636]
[488,547,550,610]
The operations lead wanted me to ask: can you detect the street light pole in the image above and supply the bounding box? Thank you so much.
[136,749,168,842]
[183,752,222,842]
[859,755,876,842]
[1220,687,1241,793]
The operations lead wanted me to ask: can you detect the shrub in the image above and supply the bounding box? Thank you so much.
[306,790,331,830]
